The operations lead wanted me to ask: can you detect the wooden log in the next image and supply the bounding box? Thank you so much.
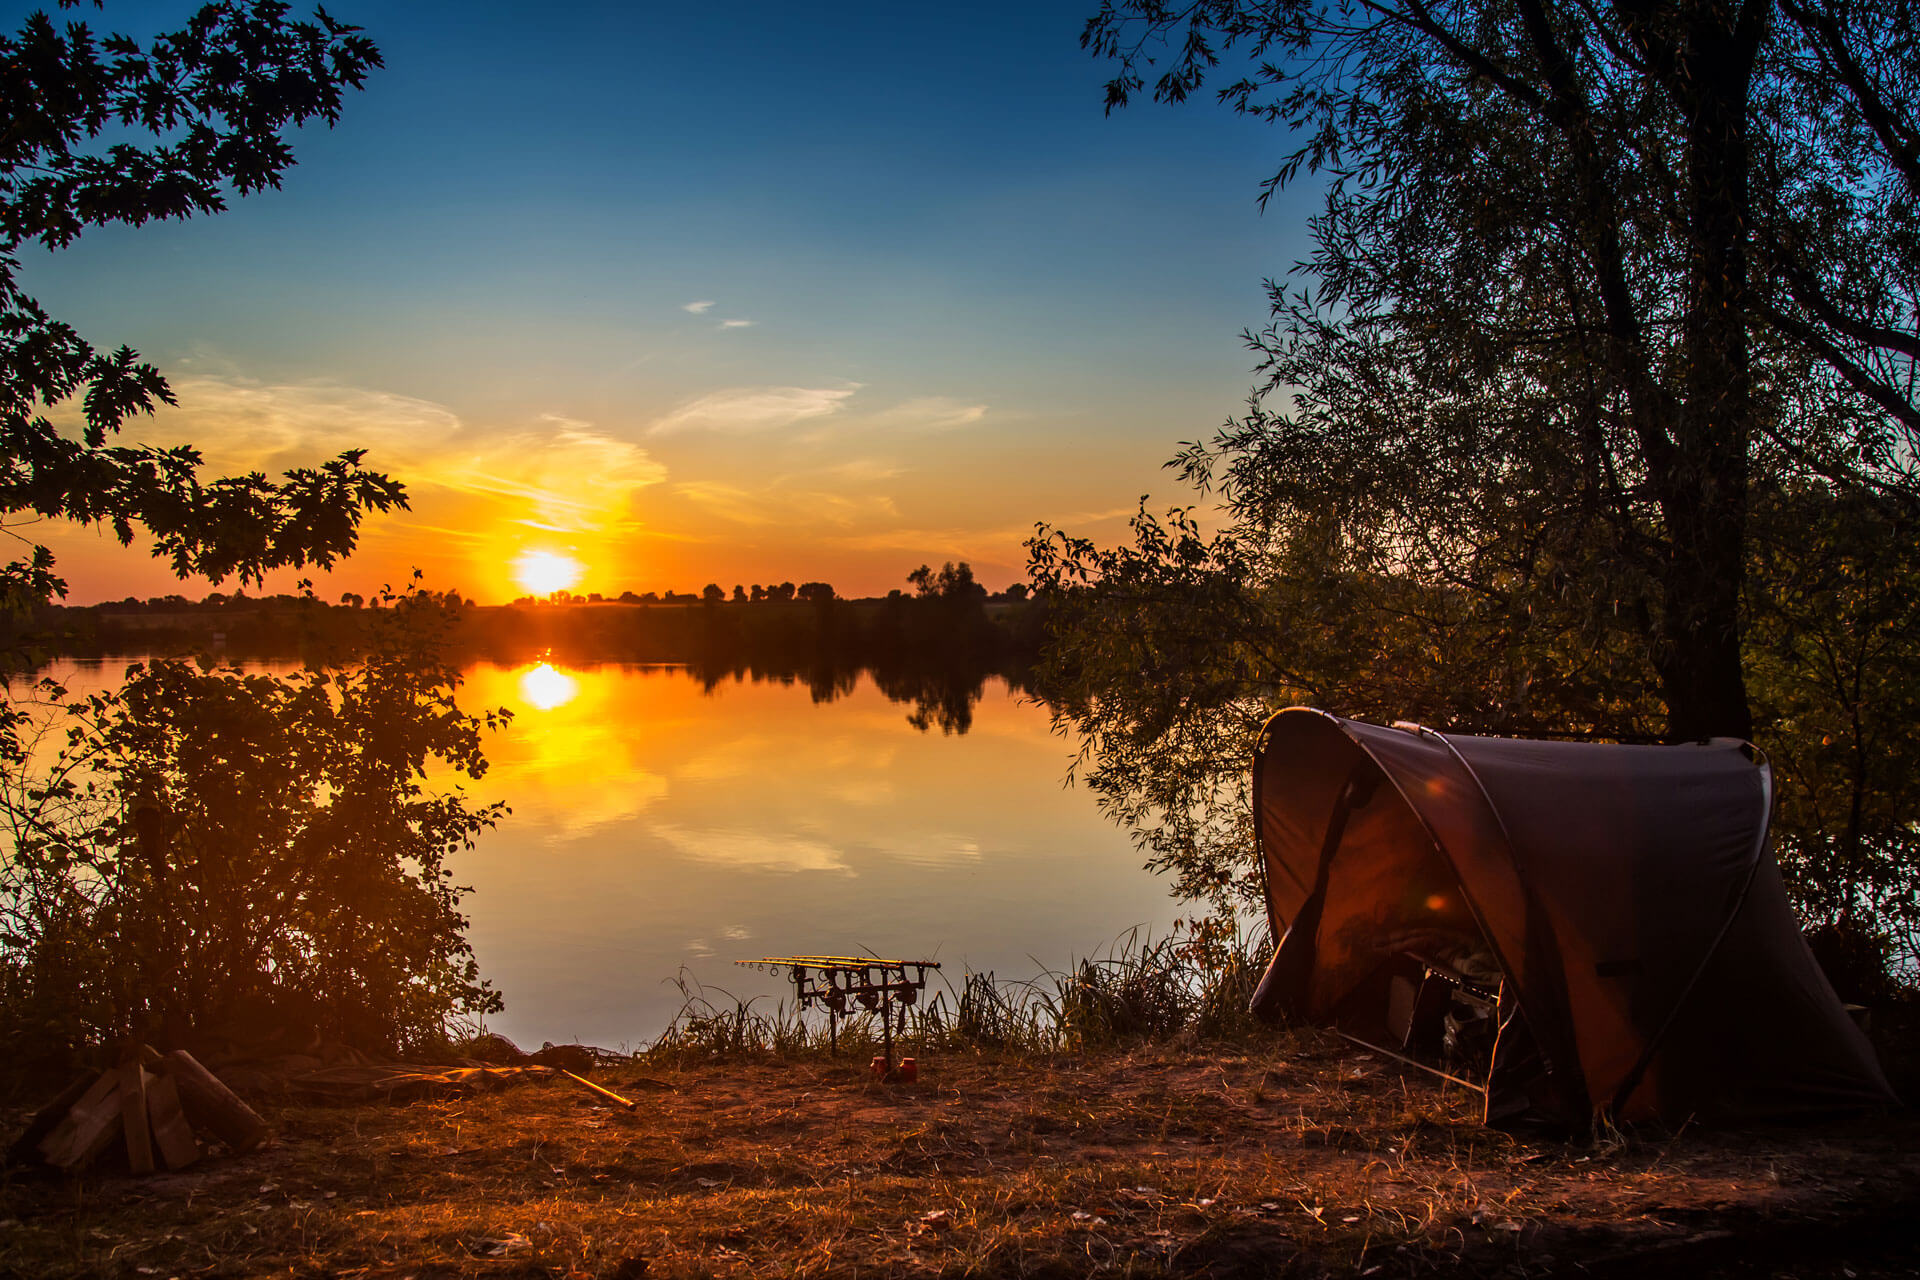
[157,1050,269,1153]
[5,1071,97,1167]
[37,1071,123,1171]
[119,1060,155,1174]
[560,1069,637,1110]
[145,1074,201,1170]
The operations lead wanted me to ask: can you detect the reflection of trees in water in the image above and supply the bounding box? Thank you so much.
[686,651,1025,736]
[45,594,1051,736]
[877,665,989,736]
[508,594,1044,735]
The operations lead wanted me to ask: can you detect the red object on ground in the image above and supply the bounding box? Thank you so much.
[869,1056,886,1078]
[898,1058,918,1083]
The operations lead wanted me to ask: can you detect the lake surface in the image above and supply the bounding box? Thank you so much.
[47,659,1179,1050]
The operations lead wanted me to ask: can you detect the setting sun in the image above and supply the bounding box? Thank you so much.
[513,549,585,596]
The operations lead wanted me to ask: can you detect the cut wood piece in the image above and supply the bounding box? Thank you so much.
[560,1069,637,1110]
[145,1074,201,1170]
[158,1050,269,1153]
[119,1060,155,1174]
[6,1072,97,1167]
[37,1071,123,1171]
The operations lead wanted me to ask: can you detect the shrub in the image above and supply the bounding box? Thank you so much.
[0,586,507,1081]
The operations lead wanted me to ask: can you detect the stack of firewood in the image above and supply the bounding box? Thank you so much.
[7,1046,270,1175]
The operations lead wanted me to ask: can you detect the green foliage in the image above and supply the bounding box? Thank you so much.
[0,5,523,1078]
[1749,484,1920,973]
[1034,488,1920,968]
[0,585,508,1074]
[1045,0,1920,980]
[0,1,394,632]
[1030,502,1671,915]
[1083,0,1920,743]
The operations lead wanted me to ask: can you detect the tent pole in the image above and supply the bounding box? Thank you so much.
[1422,728,1591,1118]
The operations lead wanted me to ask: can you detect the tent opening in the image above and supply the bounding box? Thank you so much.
[1251,752,1554,1119]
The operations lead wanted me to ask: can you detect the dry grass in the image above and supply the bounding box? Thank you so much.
[3,1032,1916,1279]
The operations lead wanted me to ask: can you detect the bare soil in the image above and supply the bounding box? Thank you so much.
[3,1032,1915,1279]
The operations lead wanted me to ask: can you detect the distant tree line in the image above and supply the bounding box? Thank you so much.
[11,563,1043,671]
[509,566,1028,608]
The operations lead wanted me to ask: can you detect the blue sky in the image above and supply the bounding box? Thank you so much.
[18,0,1319,601]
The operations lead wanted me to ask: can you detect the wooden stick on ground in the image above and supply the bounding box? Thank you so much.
[560,1069,637,1110]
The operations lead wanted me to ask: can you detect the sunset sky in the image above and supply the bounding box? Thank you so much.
[21,0,1313,604]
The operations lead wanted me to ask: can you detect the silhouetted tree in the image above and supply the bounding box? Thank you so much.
[1082,0,1920,743]
[910,561,987,603]
[0,2,394,636]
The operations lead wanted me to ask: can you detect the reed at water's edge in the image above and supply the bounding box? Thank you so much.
[628,926,1270,1067]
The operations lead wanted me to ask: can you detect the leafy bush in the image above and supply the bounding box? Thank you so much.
[0,587,507,1080]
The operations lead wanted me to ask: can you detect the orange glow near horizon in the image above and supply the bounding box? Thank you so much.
[512,549,586,596]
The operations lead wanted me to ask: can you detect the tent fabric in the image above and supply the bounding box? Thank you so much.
[1250,707,1896,1126]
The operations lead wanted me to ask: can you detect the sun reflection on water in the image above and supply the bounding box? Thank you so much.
[517,662,579,711]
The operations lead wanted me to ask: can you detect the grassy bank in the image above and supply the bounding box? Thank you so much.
[3,1032,1916,1279]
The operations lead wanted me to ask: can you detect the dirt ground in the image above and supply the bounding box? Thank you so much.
[3,1033,1916,1279]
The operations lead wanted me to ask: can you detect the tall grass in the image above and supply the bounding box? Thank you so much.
[641,923,1271,1065]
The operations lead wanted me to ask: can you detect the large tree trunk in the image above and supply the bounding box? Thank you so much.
[1652,0,1768,744]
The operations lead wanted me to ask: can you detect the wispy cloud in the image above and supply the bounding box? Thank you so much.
[452,425,668,533]
[152,376,463,469]
[649,384,860,436]
[718,318,755,330]
[866,397,988,433]
[791,394,989,445]
[682,300,715,314]
[145,377,667,537]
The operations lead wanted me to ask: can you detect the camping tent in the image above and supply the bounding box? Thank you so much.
[1247,708,1896,1127]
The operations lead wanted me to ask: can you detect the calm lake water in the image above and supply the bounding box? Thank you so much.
[49,659,1179,1050]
